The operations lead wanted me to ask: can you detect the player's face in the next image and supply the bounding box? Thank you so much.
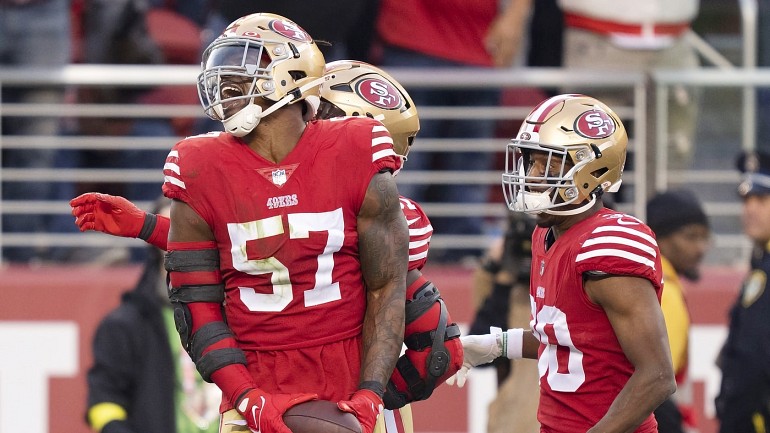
[524,150,575,192]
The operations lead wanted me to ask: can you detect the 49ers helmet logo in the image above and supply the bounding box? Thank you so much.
[574,110,616,139]
[268,19,312,42]
[355,78,402,110]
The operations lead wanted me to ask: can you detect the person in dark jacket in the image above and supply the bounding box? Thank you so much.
[85,201,219,433]
[716,151,770,433]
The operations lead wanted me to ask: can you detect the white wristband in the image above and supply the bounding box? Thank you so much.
[504,328,524,359]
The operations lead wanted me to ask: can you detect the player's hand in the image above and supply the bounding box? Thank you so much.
[337,389,383,433]
[236,388,317,433]
[70,193,146,238]
[445,328,503,388]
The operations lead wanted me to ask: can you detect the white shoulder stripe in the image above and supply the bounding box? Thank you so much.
[372,125,389,133]
[372,136,394,146]
[164,175,186,189]
[409,238,431,249]
[163,162,180,175]
[409,251,429,262]
[582,236,657,257]
[593,225,657,245]
[575,248,656,270]
[408,225,433,236]
[372,148,397,162]
[168,150,179,158]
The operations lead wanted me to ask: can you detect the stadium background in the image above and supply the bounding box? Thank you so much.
[0,1,765,432]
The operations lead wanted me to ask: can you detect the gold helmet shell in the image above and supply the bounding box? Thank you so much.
[320,60,419,158]
[502,94,628,214]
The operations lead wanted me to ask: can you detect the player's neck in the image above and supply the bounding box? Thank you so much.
[551,200,603,239]
[244,108,307,163]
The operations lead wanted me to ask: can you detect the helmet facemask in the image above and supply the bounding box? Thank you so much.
[503,141,600,215]
[198,39,278,136]
[196,14,326,137]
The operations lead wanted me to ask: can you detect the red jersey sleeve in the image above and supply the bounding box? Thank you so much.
[573,213,663,291]
[399,196,433,271]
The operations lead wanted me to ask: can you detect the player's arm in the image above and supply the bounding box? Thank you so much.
[167,200,314,433]
[444,322,539,387]
[584,274,677,433]
[384,268,464,409]
[339,171,408,433]
[70,193,170,250]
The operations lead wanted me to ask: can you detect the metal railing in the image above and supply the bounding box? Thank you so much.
[0,64,762,264]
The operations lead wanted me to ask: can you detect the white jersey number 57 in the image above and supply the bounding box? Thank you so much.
[227,209,344,312]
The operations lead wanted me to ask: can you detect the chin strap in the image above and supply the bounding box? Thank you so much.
[543,195,598,216]
[223,77,326,137]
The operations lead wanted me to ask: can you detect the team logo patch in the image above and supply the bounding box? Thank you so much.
[355,78,402,110]
[269,19,312,42]
[256,163,299,187]
[272,169,287,186]
[574,110,616,139]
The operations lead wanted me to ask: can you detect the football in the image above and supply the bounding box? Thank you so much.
[284,400,362,433]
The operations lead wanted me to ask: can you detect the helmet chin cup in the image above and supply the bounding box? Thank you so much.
[222,103,263,137]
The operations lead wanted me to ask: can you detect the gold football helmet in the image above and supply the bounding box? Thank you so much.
[318,60,419,160]
[197,13,326,136]
[502,94,628,215]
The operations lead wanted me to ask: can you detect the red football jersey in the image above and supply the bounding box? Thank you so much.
[399,196,433,271]
[162,117,401,351]
[529,208,663,433]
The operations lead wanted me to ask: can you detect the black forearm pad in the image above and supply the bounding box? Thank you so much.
[196,347,248,383]
[165,249,220,273]
[168,284,225,304]
[190,321,235,363]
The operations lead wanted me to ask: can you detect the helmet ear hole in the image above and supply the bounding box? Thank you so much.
[591,167,608,179]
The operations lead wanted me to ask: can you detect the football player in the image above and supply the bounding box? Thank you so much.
[71,60,462,433]
[446,94,676,433]
[165,13,407,433]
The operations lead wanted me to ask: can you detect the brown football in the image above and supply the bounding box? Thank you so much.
[283,400,362,433]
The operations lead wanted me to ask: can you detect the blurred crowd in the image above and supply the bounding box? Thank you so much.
[0,0,765,267]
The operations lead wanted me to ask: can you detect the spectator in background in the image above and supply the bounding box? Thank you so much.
[205,0,379,62]
[86,199,221,433]
[469,212,539,433]
[49,0,204,263]
[716,151,770,433]
[646,189,711,433]
[558,0,700,196]
[375,0,533,262]
[0,0,71,263]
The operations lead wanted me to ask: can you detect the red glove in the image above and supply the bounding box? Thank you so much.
[337,389,383,433]
[236,388,318,433]
[70,193,145,238]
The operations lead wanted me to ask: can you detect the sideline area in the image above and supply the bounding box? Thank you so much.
[0,263,744,433]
